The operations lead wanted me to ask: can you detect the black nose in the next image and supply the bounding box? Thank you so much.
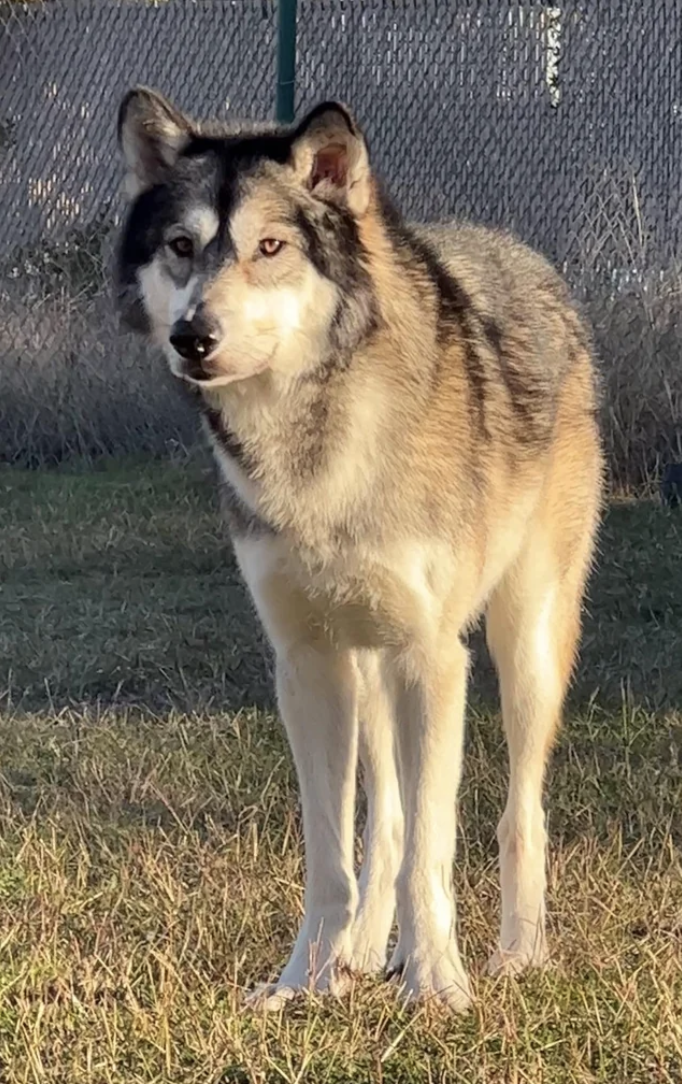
[170,312,219,364]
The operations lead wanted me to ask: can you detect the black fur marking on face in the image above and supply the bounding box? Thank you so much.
[176,131,299,247]
[115,190,168,332]
[115,154,224,330]
[293,203,380,360]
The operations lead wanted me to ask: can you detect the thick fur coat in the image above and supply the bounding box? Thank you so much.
[115,88,603,1009]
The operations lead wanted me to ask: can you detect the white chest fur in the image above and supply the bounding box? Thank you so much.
[233,533,456,653]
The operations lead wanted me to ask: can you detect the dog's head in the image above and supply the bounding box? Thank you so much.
[116,88,379,388]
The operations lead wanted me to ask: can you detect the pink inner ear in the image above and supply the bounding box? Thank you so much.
[310,142,348,189]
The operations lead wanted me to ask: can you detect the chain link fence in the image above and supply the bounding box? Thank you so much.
[1,0,681,483]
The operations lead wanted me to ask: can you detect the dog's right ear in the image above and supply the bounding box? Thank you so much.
[118,87,191,198]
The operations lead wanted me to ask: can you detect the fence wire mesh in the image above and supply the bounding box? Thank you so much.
[0,0,680,480]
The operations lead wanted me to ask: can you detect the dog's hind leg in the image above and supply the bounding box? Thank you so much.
[349,651,403,974]
[485,504,596,977]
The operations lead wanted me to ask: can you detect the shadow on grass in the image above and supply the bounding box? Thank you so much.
[1,465,680,719]
[0,460,273,715]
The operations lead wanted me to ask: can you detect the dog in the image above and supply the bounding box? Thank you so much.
[114,87,603,1011]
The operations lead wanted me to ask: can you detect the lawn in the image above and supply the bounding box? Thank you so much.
[0,457,681,1082]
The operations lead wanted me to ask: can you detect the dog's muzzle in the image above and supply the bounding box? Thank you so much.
[170,309,220,379]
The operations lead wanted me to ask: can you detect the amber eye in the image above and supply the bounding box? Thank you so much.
[258,238,284,257]
[168,236,194,259]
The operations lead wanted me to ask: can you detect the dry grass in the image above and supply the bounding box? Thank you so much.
[586,276,682,490]
[0,235,196,467]
[0,283,192,465]
[0,459,681,1081]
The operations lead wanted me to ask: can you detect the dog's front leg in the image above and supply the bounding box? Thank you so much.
[237,548,360,1008]
[235,542,361,1007]
[387,636,472,1011]
[261,642,359,1006]
[349,649,403,975]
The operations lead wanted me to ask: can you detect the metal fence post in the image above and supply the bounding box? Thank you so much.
[276,0,298,124]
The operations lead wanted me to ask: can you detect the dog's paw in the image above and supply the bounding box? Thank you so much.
[487,940,548,978]
[244,981,300,1012]
[387,944,472,1012]
[347,915,392,976]
[244,955,354,1012]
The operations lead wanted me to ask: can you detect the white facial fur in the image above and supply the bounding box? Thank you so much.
[137,203,219,374]
[137,194,340,388]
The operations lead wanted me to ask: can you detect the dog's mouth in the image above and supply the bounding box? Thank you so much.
[172,349,222,384]
[175,357,272,389]
[173,347,276,388]
[182,359,214,383]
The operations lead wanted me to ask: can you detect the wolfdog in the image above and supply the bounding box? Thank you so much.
[115,87,603,1010]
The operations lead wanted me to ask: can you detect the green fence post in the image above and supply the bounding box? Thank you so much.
[276,0,298,124]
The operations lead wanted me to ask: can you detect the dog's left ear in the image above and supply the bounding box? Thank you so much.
[290,102,371,216]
